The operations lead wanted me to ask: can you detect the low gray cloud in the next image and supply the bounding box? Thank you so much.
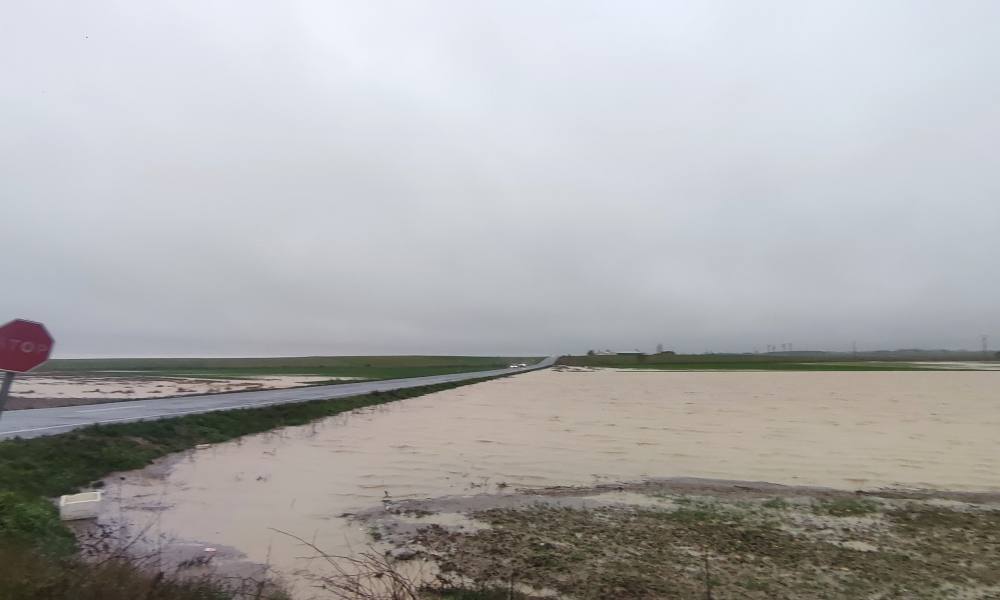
[2,1,998,357]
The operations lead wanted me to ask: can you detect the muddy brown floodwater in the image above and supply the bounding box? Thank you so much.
[99,369,1000,597]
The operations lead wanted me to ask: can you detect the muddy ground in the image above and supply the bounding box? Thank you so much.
[361,479,1000,599]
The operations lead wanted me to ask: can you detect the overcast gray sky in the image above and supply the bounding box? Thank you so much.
[2,1,998,357]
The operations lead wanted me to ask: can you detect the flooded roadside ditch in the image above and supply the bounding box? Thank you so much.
[90,369,1000,597]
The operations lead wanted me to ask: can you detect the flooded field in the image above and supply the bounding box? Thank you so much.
[99,369,1000,596]
[8,374,353,409]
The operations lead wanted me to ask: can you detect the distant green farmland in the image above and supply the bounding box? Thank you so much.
[557,353,997,371]
[38,355,543,381]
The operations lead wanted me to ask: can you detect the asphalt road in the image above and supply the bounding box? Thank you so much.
[0,356,557,440]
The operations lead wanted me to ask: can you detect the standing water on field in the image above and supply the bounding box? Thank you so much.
[97,369,1000,597]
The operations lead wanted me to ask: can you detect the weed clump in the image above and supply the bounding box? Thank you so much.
[0,545,289,600]
[812,497,880,517]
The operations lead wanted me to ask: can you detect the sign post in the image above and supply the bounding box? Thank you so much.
[0,319,55,420]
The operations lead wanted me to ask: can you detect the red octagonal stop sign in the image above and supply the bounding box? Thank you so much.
[0,319,54,372]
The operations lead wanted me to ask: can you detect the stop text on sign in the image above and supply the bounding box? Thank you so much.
[2,338,50,355]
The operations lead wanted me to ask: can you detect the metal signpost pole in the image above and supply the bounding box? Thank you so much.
[0,371,14,420]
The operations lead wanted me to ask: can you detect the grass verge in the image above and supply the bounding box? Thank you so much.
[0,544,290,600]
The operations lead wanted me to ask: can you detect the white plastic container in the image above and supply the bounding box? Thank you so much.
[59,491,103,521]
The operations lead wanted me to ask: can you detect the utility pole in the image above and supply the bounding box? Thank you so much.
[982,335,989,356]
